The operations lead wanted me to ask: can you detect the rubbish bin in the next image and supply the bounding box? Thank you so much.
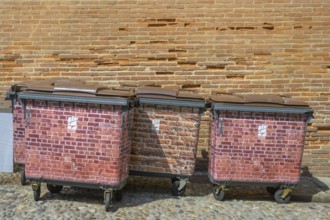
[209,93,313,203]
[12,79,133,211]
[6,79,92,185]
[129,87,205,196]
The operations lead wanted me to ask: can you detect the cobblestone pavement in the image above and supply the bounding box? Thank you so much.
[1,173,330,220]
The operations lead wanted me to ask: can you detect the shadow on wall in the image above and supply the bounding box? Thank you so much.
[301,166,329,190]
[194,149,209,173]
[293,166,330,202]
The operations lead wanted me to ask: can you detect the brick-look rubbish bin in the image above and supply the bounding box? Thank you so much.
[7,81,39,185]
[12,79,133,211]
[209,94,313,204]
[130,87,205,196]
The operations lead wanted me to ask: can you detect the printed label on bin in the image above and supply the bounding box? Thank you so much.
[67,116,78,131]
[152,119,160,132]
[258,124,267,138]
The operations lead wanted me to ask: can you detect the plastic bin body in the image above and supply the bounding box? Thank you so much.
[210,111,308,184]
[11,79,133,189]
[209,94,313,185]
[129,87,205,177]
[13,103,25,164]
[130,105,201,176]
[25,101,130,186]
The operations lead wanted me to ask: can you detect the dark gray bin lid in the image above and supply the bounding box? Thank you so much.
[136,87,205,108]
[11,79,133,106]
[210,93,313,114]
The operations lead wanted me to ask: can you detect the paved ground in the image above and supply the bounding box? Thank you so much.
[0,172,330,220]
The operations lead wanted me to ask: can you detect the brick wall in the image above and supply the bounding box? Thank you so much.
[1,0,329,176]
[130,104,201,176]
[25,100,131,186]
[209,111,308,183]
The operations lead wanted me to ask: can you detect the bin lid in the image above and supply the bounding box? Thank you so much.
[136,87,205,108]
[12,79,133,106]
[210,93,313,114]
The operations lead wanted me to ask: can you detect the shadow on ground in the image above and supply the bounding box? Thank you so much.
[2,164,330,212]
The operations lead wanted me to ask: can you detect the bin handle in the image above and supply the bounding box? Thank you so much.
[213,109,224,135]
[218,118,224,135]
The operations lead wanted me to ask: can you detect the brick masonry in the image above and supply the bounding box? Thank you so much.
[209,111,308,183]
[130,104,201,176]
[24,100,131,186]
[1,0,329,176]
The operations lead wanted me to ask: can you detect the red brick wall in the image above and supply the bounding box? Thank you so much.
[13,103,25,164]
[25,100,131,186]
[209,111,308,183]
[130,104,201,176]
[1,0,329,176]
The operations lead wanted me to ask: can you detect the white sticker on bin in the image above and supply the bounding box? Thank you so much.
[67,116,78,131]
[258,124,267,138]
[152,119,160,132]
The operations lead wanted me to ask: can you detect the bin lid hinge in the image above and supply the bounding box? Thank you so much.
[19,99,31,123]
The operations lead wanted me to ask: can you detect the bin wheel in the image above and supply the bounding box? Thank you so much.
[33,186,41,201]
[46,184,63,193]
[21,169,27,186]
[213,185,225,201]
[104,192,113,212]
[171,179,187,196]
[274,189,291,204]
[266,187,277,195]
[115,190,123,201]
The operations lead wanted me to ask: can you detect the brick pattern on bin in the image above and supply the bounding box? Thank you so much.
[24,100,131,186]
[130,104,200,175]
[209,111,308,184]
[13,103,26,164]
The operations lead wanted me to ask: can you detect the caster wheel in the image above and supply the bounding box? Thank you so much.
[274,189,291,204]
[104,192,113,212]
[21,169,27,186]
[46,184,63,193]
[33,186,41,201]
[213,185,225,201]
[171,179,186,196]
[266,187,277,195]
[115,190,123,201]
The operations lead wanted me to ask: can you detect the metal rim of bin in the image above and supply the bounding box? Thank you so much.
[211,103,313,115]
[129,170,191,180]
[18,92,130,106]
[26,177,127,191]
[138,97,205,108]
[208,173,297,188]
[17,92,131,119]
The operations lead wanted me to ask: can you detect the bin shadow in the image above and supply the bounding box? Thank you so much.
[38,177,190,211]
[183,166,330,203]
[41,187,105,205]
[40,167,330,210]
[290,166,330,203]
[189,173,275,203]
[194,150,209,172]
